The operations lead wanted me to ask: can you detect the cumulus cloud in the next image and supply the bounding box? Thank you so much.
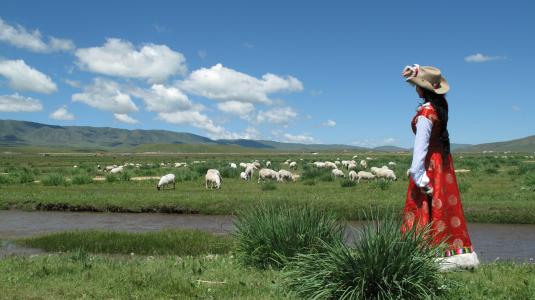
[323,119,336,127]
[351,137,398,148]
[114,113,139,124]
[283,133,316,144]
[63,79,81,88]
[217,101,255,116]
[49,106,75,120]
[0,59,57,93]
[0,17,74,52]
[75,38,187,82]
[72,78,138,113]
[129,84,195,113]
[464,53,506,63]
[0,93,42,112]
[157,109,227,138]
[256,106,298,124]
[179,63,303,104]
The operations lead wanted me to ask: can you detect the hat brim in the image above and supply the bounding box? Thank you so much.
[407,77,449,94]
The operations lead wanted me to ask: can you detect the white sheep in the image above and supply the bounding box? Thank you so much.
[313,161,326,168]
[374,168,397,181]
[110,166,124,174]
[357,171,375,183]
[157,174,176,190]
[253,161,261,169]
[278,169,294,182]
[240,172,248,180]
[347,163,358,171]
[205,172,221,189]
[292,174,301,182]
[360,160,368,169]
[324,161,338,169]
[245,165,255,180]
[105,165,117,172]
[289,161,297,169]
[239,162,248,169]
[266,161,272,168]
[349,170,358,181]
[230,163,237,169]
[352,155,359,159]
[332,169,345,178]
[258,168,280,183]
[388,161,397,168]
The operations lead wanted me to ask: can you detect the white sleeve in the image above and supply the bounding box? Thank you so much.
[410,116,432,188]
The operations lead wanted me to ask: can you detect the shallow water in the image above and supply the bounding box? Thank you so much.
[0,210,533,262]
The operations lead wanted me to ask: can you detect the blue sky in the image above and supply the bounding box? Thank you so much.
[0,1,533,147]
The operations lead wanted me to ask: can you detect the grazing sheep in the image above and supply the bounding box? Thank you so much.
[240,172,248,180]
[207,169,221,181]
[73,165,78,168]
[245,165,255,180]
[352,155,359,159]
[375,168,397,181]
[239,162,248,169]
[292,174,301,182]
[110,166,124,174]
[341,160,350,169]
[388,162,397,168]
[278,169,294,182]
[313,161,326,168]
[289,161,297,169]
[157,174,176,190]
[258,168,280,183]
[335,160,341,166]
[357,171,375,183]
[332,169,345,178]
[360,160,368,169]
[253,161,261,169]
[347,163,358,171]
[205,172,221,189]
[324,161,338,169]
[266,161,272,168]
[349,170,358,181]
[230,163,237,169]
[105,165,117,172]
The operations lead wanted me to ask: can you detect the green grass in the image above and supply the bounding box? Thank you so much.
[0,254,288,299]
[15,230,233,256]
[234,202,344,269]
[41,173,68,186]
[0,152,534,223]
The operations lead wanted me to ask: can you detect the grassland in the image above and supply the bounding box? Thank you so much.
[1,151,534,223]
[1,229,534,299]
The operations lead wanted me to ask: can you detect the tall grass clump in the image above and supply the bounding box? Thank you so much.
[283,213,445,299]
[71,174,93,185]
[234,202,344,269]
[373,179,391,190]
[340,179,356,187]
[41,173,68,186]
[105,174,118,183]
[0,175,11,184]
[120,171,131,181]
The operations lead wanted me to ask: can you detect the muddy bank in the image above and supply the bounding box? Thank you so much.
[1,211,534,262]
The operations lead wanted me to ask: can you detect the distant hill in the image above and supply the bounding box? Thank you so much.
[1,119,533,153]
[458,135,535,153]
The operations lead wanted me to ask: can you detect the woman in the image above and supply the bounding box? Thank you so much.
[401,64,479,270]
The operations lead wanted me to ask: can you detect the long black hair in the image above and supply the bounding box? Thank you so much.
[421,88,451,158]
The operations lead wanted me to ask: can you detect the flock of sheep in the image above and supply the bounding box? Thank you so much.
[94,155,400,191]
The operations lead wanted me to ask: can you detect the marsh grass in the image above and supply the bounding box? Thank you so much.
[234,202,344,269]
[282,213,445,299]
[71,174,93,185]
[105,174,118,183]
[120,171,131,181]
[41,173,68,186]
[16,229,233,256]
[340,179,356,187]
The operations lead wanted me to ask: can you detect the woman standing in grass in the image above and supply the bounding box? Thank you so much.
[401,65,479,269]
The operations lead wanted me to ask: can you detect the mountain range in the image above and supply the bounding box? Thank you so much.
[0,120,533,153]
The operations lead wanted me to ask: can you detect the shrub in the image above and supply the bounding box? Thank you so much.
[0,175,11,184]
[17,171,35,184]
[302,180,316,186]
[301,166,328,180]
[234,202,344,269]
[120,171,131,181]
[42,173,68,186]
[340,179,356,187]
[282,214,445,299]
[260,182,277,191]
[220,167,240,178]
[71,174,93,185]
[105,174,118,183]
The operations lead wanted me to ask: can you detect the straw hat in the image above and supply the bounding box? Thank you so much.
[404,65,449,94]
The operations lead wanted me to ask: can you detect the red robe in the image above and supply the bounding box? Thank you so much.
[402,103,474,257]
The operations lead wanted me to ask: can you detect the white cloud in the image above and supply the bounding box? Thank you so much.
[114,113,139,124]
[256,106,298,124]
[179,63,303,104]
[323,119,336,127]
[283,133,316,144]
[72,78,138,113]
[351,137,398,148]
[63,79,81,88]
[75,38,187,82]
[130,84,195,113]
[0,59,57,93]
[49,106,75,120]
[464,53,506,63]
[0,17,74,52]
[197,50,207,59]
[217,101,255,116]
[0,93,42,112]
[157,109,227,138]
